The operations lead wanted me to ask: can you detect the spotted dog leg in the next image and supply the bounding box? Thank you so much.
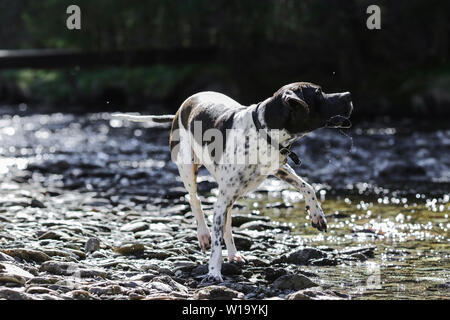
[275,164,327,232]
[200,190,231,284]
[177,163,211,251]
[223,201,246,264]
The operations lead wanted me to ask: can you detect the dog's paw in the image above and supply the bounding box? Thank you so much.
[199,272,224,285]
[228,252,247,265]
[306,205,328,232]
[197,227,211,252]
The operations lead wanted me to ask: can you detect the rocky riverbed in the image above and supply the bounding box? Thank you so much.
[0,111,448,300]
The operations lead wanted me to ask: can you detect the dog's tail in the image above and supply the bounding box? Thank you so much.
[111,113,175,123]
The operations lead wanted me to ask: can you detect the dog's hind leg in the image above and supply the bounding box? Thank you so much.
[177,163,211,252]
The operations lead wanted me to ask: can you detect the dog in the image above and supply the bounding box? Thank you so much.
[113,82,353,283]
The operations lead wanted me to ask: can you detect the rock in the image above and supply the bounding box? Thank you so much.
[85,237,101,253]
[26,286,56,294]
[144,249,172,260]
[194,285,243,300]
[233,235,252,251]
[264,267,288,282]
[120,221,149,233]
[30,199,46,208]
[287,287,348,300]
[70,289,95,300]
[0,263,34,285]
[272,274,318,291]
[38,230,67,240]
[0,252,15,262]
[238,221,276,231]
[232,214,271,227]
[286,247,329,265]
[151,275,188,293]
[39,261,106,278]
[114,243,145,255]
[0,248,52,263]
[309,258,338,266]
[222,263,242,276]
[0,288,33,300]
[88,285,123,296]
[149,281,173,293]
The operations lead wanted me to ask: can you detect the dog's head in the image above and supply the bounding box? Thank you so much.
[263,82,353,134]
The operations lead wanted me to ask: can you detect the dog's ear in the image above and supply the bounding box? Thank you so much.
[282,89,309,114]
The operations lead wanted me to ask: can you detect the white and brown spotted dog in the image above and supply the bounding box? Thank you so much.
[113,82,353,283]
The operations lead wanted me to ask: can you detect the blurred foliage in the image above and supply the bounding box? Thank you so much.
[0,0,449,116]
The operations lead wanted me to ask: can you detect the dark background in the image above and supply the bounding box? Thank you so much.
[0,0,449,121]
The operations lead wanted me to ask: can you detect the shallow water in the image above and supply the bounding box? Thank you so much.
[238,190,449,299]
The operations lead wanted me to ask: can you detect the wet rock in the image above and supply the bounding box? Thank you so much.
[0,248,52,263]
[70,289,95,300]
[113,243,145,256]
[287,287,348,300]
[0,288,34,300]
[38,230,68,240]
[309,258,338,266]
[222,263,242,276]
[151,275,188,293]
[286,247,329,265]
[238,221,276,231]
[39,261,106,278]
[264,268,288,282]
[88,285,123,296]
[194,285,243,300]
[191,264,208,276]
[232,214,271,227]
[144,250,172,260]
[26,287,56,295]
[120,221,149,233]
[85,237,101,253]
[0,252,15,262]
[272,274,318,291]
[233,235,252,251]
[0,263,34,286]
[30,199,46,208]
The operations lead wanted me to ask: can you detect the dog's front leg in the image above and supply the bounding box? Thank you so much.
[275,164,327,232]
[201,190,229,284]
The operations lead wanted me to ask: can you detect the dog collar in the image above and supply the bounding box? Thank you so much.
[251,104,301,165]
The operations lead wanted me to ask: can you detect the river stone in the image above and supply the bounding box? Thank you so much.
[85,237,101,253]
[238,221,276,231]
[222,263,242,276]
[233,235,252,251]
[151,275,188,293]
[272,274,318,290]
[30,198,46,208]
[194,285,243,300]
[39,261,107,278]
[0,288,34,300]
[120,221,149,233]
[264,267,288,282]
[114,243,145,255]
[0,252,15,262]
[232,214,271,227]
[287,287,348,300]
[286,247,329,265]
[309,258,338,266]
[0,262,34,286]
[0,248,52,263]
